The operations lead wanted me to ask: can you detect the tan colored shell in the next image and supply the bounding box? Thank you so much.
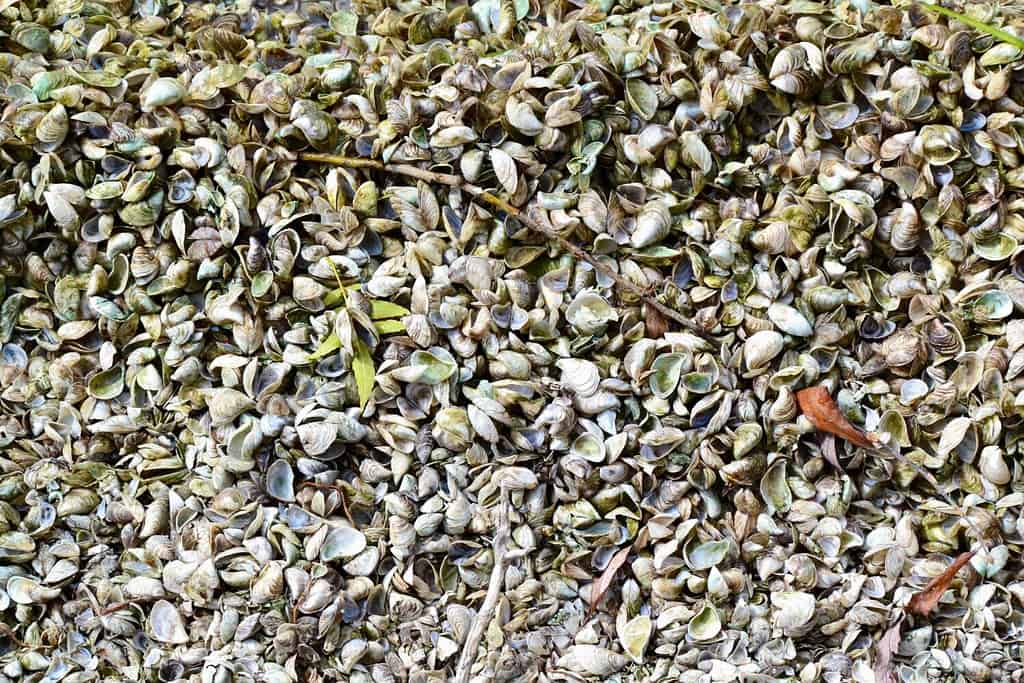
[3,2,1021,681]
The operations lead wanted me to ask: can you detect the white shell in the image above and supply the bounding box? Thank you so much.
[150,599,189,644]
[771,591,815,631]
[767,303,813,337]
[744,331,785,370]
[979,446,1010,485]
[557,358,601,397]
[321,526,368,562]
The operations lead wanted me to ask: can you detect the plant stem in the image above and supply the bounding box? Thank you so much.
[452,487,513,683]
[919,3,1024,50]
[300,153,718,345]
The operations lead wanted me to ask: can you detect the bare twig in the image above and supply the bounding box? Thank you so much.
[99,601,132,616]
[300,153,717,345]
[452,486,514,683]
[0,623,26,648]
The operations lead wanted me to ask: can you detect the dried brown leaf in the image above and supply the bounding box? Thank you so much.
[796,385,875,448]
[874,619,903,683]
[905,550,976,617]
[645,305,669,338]
[588,545,631,616]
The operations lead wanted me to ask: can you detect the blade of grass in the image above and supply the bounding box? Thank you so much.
[308,332,341,361]
[920,3,1024,50]
[323,258,348,309]
[352,338,375,408]
[370,300,410,319]
[374,319,406,334]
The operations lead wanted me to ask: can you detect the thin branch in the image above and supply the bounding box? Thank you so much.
[453,486,514,683]
[919,3,1024,51]
[0,623,26,648]
[99,601,132,616]
[300,153,718,345]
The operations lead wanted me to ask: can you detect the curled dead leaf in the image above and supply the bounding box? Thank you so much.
[588,545,631,616]
[796,385,875,448]
[905,550,976,617]
[645,305,669,339]
[873,618,904,683]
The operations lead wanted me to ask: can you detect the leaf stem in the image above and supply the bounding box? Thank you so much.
[453,487,513,683]
[919,3,1024,50]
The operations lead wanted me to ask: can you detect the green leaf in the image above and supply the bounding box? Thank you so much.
[352,338,375,408]
[374,319,406,334]
[370,300,410,319]
[920,3,1024,50]
[308,333,341,361]
[324,288,346,309]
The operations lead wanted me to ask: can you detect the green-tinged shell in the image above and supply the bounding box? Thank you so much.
[974,235,1017,261]
[0,0,1020,675]
[391,348,457,385]
[687,604,722,641]
[685,539,730,570]
[14,23,51,52]
[732,424,763,458]
[566,291,617,334]
[649,353,686,398]
[140,78,187,111]
[626,80,658,120]
[571,433,606,462]
[618,615,652,663]
[760,461,792,514]
[88,367,124,400]
[968,291,1012,322]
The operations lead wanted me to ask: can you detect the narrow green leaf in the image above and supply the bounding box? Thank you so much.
[374,319,406,334]
[352,338,375,408]
[321,258,348,311]
[324,288,346,309]
[308,332,341,361]
[325,257,345,289]
[370,300,410,319]
[920,3,1024,50]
